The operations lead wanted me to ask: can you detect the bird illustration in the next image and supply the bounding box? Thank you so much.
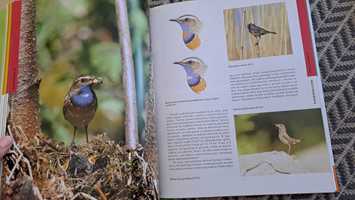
[174,57,207,94]
[170,15,202,50]
[63,75,103,144]
[247,23,277,45]
[274,123,301,155]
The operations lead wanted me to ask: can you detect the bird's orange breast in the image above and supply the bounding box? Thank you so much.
[184,33,201,50]
[190,78,206,94]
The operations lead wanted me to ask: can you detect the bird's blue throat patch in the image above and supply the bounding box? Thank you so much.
[71,86,95,107]
[184,66,200,86]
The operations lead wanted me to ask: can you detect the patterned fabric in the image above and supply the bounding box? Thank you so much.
[147,0,355,199]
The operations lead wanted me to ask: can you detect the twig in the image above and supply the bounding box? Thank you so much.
[127,152,132,186]
[5,125,33,183]
[115,0,139,150]
[243,160,291,176]
[134,151,147,184]
[6,153,23,184]
[94,182,107,200]
[14,126,28,141]
[149,164,159,198]
[70,192,98,200]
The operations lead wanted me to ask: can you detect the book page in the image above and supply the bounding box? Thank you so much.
[149,0,337,198]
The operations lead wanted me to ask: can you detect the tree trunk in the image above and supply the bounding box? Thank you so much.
[9,0,40,138]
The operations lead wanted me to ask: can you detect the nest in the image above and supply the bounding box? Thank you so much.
[1,126,158,200]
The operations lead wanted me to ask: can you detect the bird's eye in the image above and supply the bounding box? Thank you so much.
[187,61,193,64]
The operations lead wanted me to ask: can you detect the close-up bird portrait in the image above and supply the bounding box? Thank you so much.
[63,75,103,144]
[170,14,202,50]
[174,57,207,94]
[37,1,129,144]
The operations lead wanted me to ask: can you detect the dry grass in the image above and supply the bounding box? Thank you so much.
[224,2,292,61]
[1,126,158,200]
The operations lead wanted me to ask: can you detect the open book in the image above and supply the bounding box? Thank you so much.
[0,0,338,199]
[149,0,338,198]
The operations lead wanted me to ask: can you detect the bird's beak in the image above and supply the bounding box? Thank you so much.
[92,77,103,86]
[173,61,183,66]
[169,19,179,23]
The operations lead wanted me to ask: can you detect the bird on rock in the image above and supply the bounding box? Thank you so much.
[274,123,301,155]
[63,75,103,144]
[174,57,207,94]
[170,15,202,50]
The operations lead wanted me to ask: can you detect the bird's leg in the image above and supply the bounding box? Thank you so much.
[71,127,77,145]
[287,143,291,155]
[255,37,260,46]
[85,126,89,143]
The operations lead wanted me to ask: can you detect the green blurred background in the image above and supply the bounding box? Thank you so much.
[36,0,150,144]
[235,109,327,155]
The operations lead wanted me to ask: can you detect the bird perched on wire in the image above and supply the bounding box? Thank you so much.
[170,15,202,50]
[174,57,207,94]
[247,23,277,45]
[63,75,103,144]
[274,123,301,155]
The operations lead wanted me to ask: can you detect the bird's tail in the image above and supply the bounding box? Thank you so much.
[292,138,301,144]
[269,31,277,34]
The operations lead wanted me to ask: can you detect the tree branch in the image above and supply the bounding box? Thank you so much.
[115,0,138,150]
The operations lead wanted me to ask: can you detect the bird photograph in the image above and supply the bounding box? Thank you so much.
[37,0,144,144]
[247,23,277,46]
[63,75,103,144]
[170,14,202,50]
[174,57,208,94]
[224,2,292,60]
[235,109,331,175]
[274,123,301,155]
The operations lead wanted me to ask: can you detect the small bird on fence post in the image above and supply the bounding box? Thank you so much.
[247,23,276,46]
[170,15,202,50]
[63,75,103,144]
[274,123,301,155]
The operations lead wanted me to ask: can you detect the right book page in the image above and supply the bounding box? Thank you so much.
[149,0,338,198]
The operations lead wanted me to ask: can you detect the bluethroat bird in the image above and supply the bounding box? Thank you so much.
[63,75,103,144]
[174,57,207,94]
[170,15,202,50]
[274,123,301,155]
[247,23,276,45]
